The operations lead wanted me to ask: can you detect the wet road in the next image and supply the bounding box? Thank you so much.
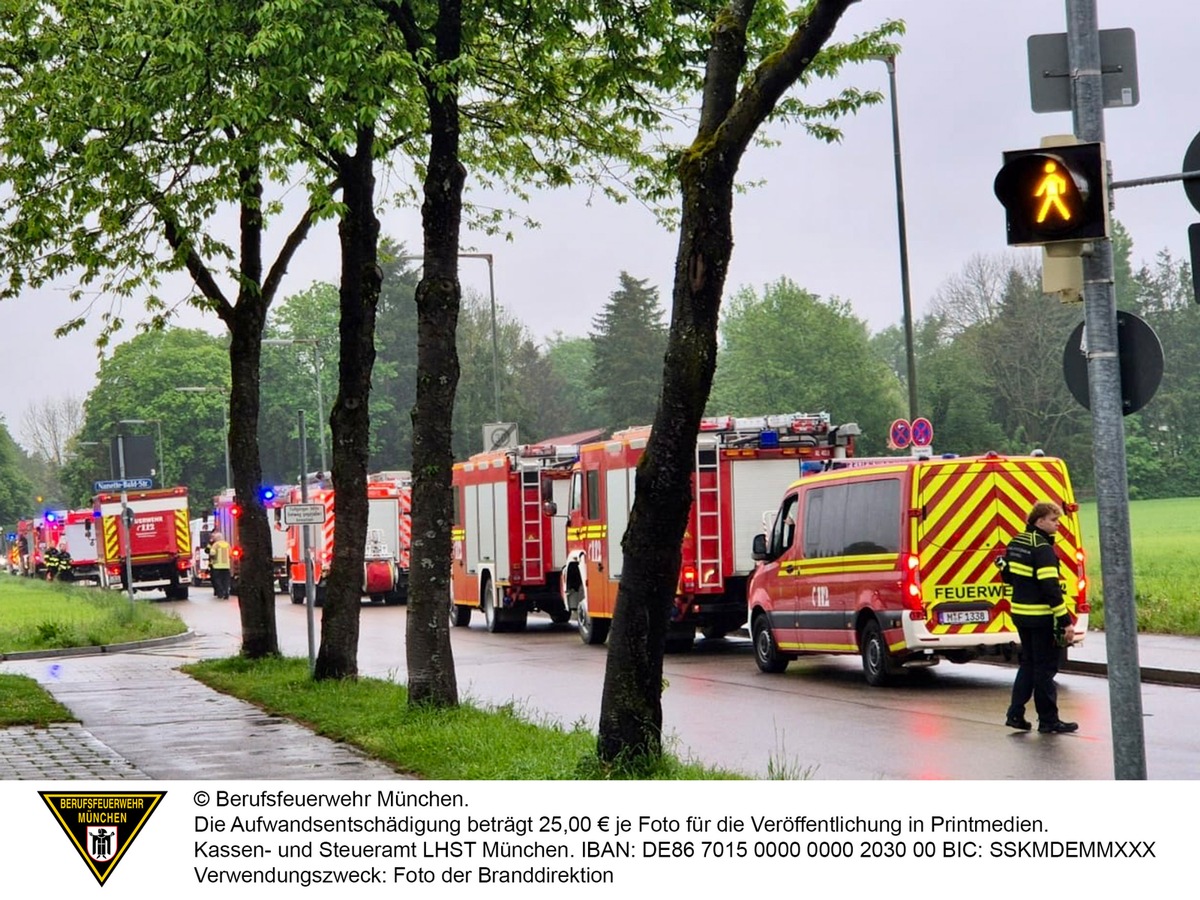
[167,589,1200,780]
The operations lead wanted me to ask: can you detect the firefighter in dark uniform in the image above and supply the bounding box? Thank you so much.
[999,500,1078,734]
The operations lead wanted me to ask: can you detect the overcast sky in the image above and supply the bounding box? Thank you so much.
[2,0,1194,448]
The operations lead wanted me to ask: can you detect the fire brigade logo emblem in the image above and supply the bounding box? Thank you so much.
[39,791,166,886]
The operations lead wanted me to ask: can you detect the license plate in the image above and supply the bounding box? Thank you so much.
[938,609,990,625]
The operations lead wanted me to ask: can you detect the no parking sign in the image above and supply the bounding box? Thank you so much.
[911,417,934,447]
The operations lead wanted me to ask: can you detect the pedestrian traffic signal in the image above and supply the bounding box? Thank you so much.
[994,142,1108,246]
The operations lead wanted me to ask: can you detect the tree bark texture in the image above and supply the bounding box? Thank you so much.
[315,129,381,680]
[405,0,463,707]
[597,0,855,763]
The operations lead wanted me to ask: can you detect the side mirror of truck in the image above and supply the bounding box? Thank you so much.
[751,533,768,561]
[542,500,558,517]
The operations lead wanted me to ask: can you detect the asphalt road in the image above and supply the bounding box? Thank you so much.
[168,588,1200,780]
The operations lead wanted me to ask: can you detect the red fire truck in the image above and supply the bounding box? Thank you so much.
[449,437,597,632]
[210,486,294,594]
[60,508,101,582]
[94,486,192,599]
[563,412,859,651]
[286,471,412,606]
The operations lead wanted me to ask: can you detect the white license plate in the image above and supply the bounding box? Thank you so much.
[938,609,990,625]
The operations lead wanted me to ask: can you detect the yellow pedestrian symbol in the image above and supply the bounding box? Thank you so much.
[1034,160,1072,224]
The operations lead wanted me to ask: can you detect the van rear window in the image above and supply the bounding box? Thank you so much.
[803,479,901,558]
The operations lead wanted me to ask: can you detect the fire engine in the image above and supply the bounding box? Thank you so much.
[93,486,192,599]
[747,450,1089,685]
[209,486,295,595]
[59,508,101,583]
[563,412,859,651]
[449,437,596,632]
[286,471,412,606]
[15,514,65,577]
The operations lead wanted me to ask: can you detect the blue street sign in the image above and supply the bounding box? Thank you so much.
[94,478,154,492]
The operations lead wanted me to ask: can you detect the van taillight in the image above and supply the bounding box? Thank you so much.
[1074,549,1090,613]
[902,553,923,615]
[681,565,697,593]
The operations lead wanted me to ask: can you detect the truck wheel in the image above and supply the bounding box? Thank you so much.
[290,583,305,605]
[451,602,471,628]
[664,628,695,654]
[483,579,502,633]
[861,620,894,686]
[577,599,609,645]
[752,613,789,674]
[543,596,571,625]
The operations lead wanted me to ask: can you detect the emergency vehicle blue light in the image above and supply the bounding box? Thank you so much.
[45,511,57,523]
[259,487,275,502]
[800,461,825,475]
[759,430,780,449]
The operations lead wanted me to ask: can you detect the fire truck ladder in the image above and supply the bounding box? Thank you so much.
[519,469,544,582]
[693,435,723,588]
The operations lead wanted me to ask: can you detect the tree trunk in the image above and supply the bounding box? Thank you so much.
[405,0,463,707]
[314,129,380,680]
[228,298,279,659]
[596,0,856,764]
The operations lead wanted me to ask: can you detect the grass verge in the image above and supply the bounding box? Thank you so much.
[1078,497,1200,634]
[0,673,76,726]
[0,577,186,653]
[185,656,741,781]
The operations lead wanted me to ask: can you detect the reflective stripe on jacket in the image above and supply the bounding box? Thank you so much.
[1004,527,1069,624]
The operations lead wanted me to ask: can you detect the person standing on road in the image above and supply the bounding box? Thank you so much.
[210,531,232,599]
[999,500,1078,735]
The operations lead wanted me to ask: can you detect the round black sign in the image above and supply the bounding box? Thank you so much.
[1062,311,1163,415]
[1184,130,1200,214]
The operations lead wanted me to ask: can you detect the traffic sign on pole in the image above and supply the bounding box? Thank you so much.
[910,417,934,448]
[888,419,911,450]
[283,503,326,526]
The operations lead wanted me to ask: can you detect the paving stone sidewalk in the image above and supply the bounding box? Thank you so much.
[1,634,405,781]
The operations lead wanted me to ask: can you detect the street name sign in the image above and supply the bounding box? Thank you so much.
[94,478,154,492]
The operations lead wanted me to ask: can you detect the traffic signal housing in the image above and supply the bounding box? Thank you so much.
[994,142,1108,247]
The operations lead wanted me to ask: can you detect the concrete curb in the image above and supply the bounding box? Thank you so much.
[1059,658,1200,689]
[0,629,195,662]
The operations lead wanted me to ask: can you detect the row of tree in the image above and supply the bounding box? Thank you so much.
[38,220,1196,516]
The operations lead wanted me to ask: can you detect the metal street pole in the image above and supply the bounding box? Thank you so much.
[116,434,135,604]
[402,252,501,421]
[875,54,919,420]
[1066,0,1145,780]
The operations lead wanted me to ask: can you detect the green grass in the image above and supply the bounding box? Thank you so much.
[0,577,187,653]
[0,673,76,726]
[1078,496,1200,634]
[185,656,742,781]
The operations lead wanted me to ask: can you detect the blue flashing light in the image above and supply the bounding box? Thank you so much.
[758,430,780,449]
[800,461,826,476]
[45,511,57,523]
[259,487,276,502]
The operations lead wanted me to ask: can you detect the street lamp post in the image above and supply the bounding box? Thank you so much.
[117,419,165,485]
[174,387,231,489]
[400,252,500,421]
[873,53,919,421]
[263,338,328,475]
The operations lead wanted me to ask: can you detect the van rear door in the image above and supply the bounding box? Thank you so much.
[915,457,1015,633]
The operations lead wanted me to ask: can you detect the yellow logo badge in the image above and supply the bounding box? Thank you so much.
[39,791,166,886]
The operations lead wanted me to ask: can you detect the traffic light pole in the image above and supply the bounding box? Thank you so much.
[1066,0,1145,780]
